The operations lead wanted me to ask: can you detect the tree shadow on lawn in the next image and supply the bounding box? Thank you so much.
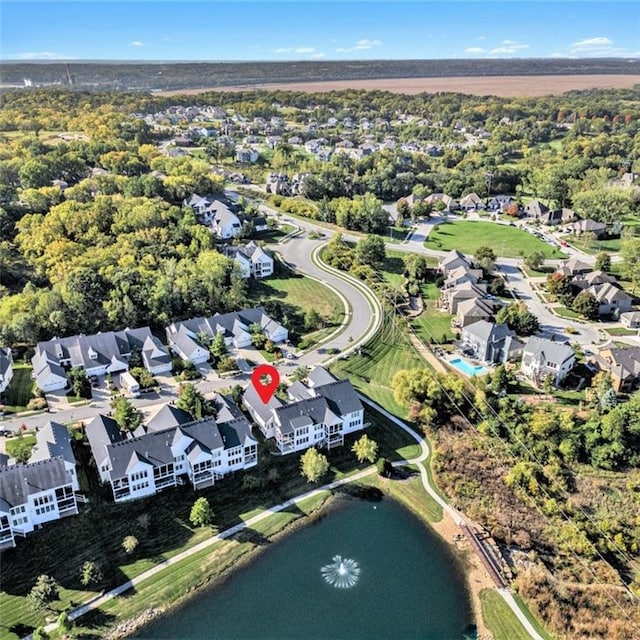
[8,623,34,639]
[0,487,197,598]
[383,255,405,277]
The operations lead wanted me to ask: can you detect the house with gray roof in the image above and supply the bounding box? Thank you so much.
[460,320,524,364]
[225,241,274,279]
[441,281,488,314]
[455,297,497,328]
[566,218,607,239]
[556,257,592,277]
[458,192,485,211]
[438,249,472,276]
[620,311,640,329]
[585,283,633,318]
[32,327,172,392]
[571,270,617,290]
[592,346,640,392]
[0,347,13,394]
[29,421,79,491]
[166,307,287,363]
[521,336,576,387]
[0,422,80,549]
[243,367,365,454]
[86,401,257,503]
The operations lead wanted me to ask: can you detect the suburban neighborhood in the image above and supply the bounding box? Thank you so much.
[1,43,640,640]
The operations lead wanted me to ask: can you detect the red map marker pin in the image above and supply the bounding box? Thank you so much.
[251,364,280,404]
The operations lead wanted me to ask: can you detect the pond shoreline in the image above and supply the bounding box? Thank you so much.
[106,479,482,640]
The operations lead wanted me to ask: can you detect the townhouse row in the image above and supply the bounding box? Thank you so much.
[0,368,365,548]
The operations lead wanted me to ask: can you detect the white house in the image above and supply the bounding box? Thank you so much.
[183,196,242,239]
[29,421,79,491]
[0,459,79,549]
[226,242,274,279]
[86,400,257,503]
[521,336,576,387]
[31,327,172,392]
[0,347,14,394]
[235,147,259,163]
[0,421,80,549]
[620,311,640,329]
[166,307,287,363]
[243,367,366,454]
[164,324,211,365]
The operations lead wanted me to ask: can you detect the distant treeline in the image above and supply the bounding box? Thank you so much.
[1,58,639,92]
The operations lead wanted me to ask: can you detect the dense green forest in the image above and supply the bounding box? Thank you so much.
[0,86,639,348]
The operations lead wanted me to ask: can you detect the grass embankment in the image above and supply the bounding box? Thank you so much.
[330,317,427,417]
[411,282,454,343]
[427,221,566,259]
[1,364,35,413]
[566,235,622,255]
[480,589,554,640]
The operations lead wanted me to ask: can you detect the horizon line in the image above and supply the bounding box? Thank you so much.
[2,56,640,64]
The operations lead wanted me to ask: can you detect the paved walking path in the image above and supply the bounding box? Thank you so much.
[30,394,543,640]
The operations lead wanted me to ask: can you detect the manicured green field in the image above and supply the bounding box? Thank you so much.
[480,589,553,640]
[426,221,566,259]
[554,305,582,320]
[330,318,427,418]
[249,272,345,326]
[1,364,35,413]
[566,235,622,254]
[411,282,454,343]
[605,326,638,337]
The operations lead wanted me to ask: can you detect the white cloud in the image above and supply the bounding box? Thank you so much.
[490,41,530,54]
[478,35,486,41]
[310,53,326,59]
[295,47,316,54]
[572,36,613,48]
[568,36,639,57]
[274,47,293,53]
[336,47,352,53]
[14,51,75,60]
[353,38,382,50]
[130,41,146,47]
[465,47,485,54]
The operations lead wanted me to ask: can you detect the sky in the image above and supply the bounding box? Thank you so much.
[1,1,639,62]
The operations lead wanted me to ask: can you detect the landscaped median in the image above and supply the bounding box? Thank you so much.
[309,242,384,362]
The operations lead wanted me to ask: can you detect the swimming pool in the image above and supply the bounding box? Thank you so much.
[450,356,488,377]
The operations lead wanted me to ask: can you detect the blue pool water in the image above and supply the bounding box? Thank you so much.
[450,357,488,376]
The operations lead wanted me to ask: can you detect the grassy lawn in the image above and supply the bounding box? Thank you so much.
[411,282,454,344]
[258,224,296,243]
[0,365,35,413]
[248,271,345,330]
[605,326,638,337]
[521,264,554,278]
[381,250,408,287]
[480,589,554,640]
[565,235,622,255]
[330,317,427,418]
[426,221,566,259]
[4,434,37,459]
[554,305,581,320]
[377,225,410,244]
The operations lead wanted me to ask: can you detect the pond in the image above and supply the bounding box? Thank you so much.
[135,494,475,640]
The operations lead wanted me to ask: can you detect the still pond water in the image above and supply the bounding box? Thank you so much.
[136,496,475,640]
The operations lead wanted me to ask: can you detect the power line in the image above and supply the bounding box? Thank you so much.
[330,237,640,629]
